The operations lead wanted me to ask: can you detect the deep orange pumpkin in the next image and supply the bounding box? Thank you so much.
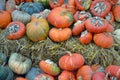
[15,77,28,80]
[58,71,76,80]
[92,72,106,80]
[49,28,72,42]
[0,11,11,28]
[59,52,85,71]
[77,65,93,80]
[48,7,74,28]
[93,32,114,48]
[79,30,92,45]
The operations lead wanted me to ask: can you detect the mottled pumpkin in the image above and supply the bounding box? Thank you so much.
[49,28,72,42]
[5,21,26,40]
[20,2,44,15]
[79,30,92,45]
[58,71,76,80]
[8,53,32,74]
[12,10,31,24]
[0,11,11,28]
[26,18,49,42]
[25,67,44,80]
[85,17,108,33]
[77,65,93,80]
[93,32,114,48]
[6,0,16,13]
[33,0,49,8]
[0,0,6,10]
[34,74,55,80]
[48,7,74,28]
[39,59,60,76]
[59,52,85,71]
[15,0,33,5]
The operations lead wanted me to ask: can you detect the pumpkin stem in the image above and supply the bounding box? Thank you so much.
[65,51,72,56]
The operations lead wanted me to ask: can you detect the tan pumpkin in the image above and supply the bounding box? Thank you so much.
[49,28,72,42]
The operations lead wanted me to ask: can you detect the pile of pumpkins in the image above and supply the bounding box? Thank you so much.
[1,52,120,80]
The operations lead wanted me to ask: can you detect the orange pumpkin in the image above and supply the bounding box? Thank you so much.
[58,71,76,80]
[79,30,92,45]
[0,11,11,28]
[93,32,114,48]
[91,64,104,73]
[39,59,60,76]
[49,28,72,42]
[15,77,28,80]
[106,23,114,32]
[92,72,106,80]
[77,65,93,80]
[105,12,114,23]
[59,52,85,71]
[15,0,33,5]
[48,7,74,28]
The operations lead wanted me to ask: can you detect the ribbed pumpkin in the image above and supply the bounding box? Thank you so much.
[0,11,11,28]
[0,65,14,80]
[33,0,49,8]
[0,53,7,65]
[20,2,44,15]
[0,0,6,10]
[59,52,85,71]
[15,0,33,5]
[12,10,31,24]
[26,18,49,42]
[6,0,16,13]
[39,59,60,76]
[8,53,32,74]
[25,67,44,80]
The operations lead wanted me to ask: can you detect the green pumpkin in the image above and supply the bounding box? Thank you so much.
[33,0,49,8]
[0,53,7,65]
[0,65,14,80]
[26,18,50,42]
[8,53,32,74]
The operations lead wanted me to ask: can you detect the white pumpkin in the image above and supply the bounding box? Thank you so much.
[113,29,120,44]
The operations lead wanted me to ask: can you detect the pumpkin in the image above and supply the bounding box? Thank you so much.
[6,0,16,13]
[25,67,44,80]
[106,23,114,32]
[0,11,11,28]
[105,65,120,79]
[34,74,55,80]
[33,0,49,8]
[90,0,111,17]
[92,72,106,80]
[49,28,72,42]
[59,52,85,71]
[85,17,108,33]
[74,11,92,22]
[72,20,85,36]
[93,32,114,48]
[0,53,7,65]
[106,0,118,5]
[75,0,92,10]
[26,18,49,42]
[5,21,26,40]
[20,2,44,15]
[15,77,28,80]
[39,59,60,76]
[113,29,120,45]
[77,65,93,80]
[91,64,105,73]
[0,65,14,80]
[15,0,33,5]
[48,7,74,28]
[112,5,120,22]
[58,71,76,80]
[49,0,64,9]
[12,10,31,24]
[105,12,114,23]
[0,0,6,10]
[8,53,32,74]
[79,30,92,45]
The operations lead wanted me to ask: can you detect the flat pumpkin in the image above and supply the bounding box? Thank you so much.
[48,7,74,28]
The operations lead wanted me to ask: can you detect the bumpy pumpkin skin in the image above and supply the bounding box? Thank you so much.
[59,52,85,71]
[39,59,60,76]
[58,71,76,80]
[112,5,120,22]
[8,53,32,74]
[0,11,11,28]
[34,74,55,80]
[26,18,50,42]
[49,28,72,42]
[93,32,114,48]
[48,7,74,28]
[77,65,93,80]
[5,21,26,40]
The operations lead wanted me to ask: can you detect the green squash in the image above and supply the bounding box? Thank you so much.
[33,0,49,8]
